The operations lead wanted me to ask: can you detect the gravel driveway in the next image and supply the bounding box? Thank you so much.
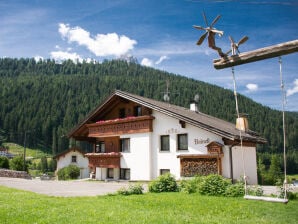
[0,177,134,197]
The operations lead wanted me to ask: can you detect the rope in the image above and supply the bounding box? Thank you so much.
[279,56,287,200]
[231,66,247,195]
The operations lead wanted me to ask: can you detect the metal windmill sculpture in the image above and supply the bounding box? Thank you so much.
[193,12,224,57]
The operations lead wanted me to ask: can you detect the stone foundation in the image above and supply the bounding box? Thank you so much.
[0,169,31,179]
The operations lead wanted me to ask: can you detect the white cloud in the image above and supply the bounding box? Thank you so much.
[58,23,137,57]
[287,79,298,96]
[141,58,153,67]
[50,50,82,62]
[246,83,258,92]
[155,55,169,65]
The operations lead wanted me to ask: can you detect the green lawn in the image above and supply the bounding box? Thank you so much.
[0,186,297,224]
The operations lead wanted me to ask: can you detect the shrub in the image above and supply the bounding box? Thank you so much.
[224,182,245,197]
[198,174,230,196]
[0,156,9,169]
[57,165,80,180]
[10,156,26,171]
[179,176,204,194]
[149,173,178,193]
[117,184,144,195]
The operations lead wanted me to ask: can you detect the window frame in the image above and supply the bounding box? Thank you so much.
[120,168,131,180]
[120,138,130,153]
[134,106,142,117]
[107,168,114,179]
[71,155,77,163]
[160,169,170,175]
[160,135,170,152]
[177,133,188,151]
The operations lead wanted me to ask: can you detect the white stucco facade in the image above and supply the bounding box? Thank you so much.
[93,110,258,184]
[56,149,89,179]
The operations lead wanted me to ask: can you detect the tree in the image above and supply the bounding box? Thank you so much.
[40,156,48,173]
[267,154,283,185]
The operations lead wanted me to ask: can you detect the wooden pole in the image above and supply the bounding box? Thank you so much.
[213,39,298,69]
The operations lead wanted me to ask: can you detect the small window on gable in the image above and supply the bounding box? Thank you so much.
[134,106,142,117]
[71,155,77,163]
[119,108,126,118]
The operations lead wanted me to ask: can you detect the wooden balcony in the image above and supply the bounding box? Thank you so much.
[86,115,154,137]
[86,152,121,168]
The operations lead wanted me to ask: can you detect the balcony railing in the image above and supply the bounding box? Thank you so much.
[86,152,121,168]
[86,115,154,137]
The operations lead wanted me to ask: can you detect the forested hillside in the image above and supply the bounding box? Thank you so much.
[0,58,297,173]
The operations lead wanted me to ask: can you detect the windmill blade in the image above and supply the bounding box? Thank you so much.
[197,32,208,45]
[202,11,208,26]
[229,36,235,44]
[225,49,232,55]
[238,36,249,46]
[193,25,207,31]
[210,15,221,27]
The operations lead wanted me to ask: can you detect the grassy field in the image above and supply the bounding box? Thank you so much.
[0,186,297,224]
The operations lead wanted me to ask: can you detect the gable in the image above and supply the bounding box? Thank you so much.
[68,90,266,144]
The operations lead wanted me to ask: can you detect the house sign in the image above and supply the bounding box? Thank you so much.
[194,138,210,145]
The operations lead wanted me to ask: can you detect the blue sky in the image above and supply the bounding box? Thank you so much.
[0,0,297,111]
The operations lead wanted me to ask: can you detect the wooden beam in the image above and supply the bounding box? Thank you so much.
[213,39,298,70]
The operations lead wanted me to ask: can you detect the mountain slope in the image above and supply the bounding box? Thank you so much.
[0,58,297,158]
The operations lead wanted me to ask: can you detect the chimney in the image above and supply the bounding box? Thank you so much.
[190,102,199,113]
[190,94,200,113]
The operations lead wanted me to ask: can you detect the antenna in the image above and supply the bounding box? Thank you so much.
[161,79,179,104]
[163,80,170,102]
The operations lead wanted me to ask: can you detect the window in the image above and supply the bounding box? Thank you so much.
[160,135,170,151]
[95,141,105,153]
[119,108,126,118]
[71,155,77,163]
[107,168,114,178]
[160,169,170,175]
[134,106,142,116]
[120,138,130,152]
[177,134,188,150]
[120,168,130,180]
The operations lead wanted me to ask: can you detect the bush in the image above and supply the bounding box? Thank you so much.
[0,156,9,169]
[57,165,80,180]
[149,173,178,193]
[10,156,27,171]
[117,184,144,195]
[179,176,204,194]
[224,182,245,197]
[197,174,230,196]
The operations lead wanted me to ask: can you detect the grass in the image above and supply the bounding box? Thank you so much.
[3,142,51,158]
[0,186,297,224]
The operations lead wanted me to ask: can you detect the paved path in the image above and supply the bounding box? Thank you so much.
[0,177,133,197]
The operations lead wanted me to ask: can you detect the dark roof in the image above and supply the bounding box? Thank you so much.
[68,90,266,144]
